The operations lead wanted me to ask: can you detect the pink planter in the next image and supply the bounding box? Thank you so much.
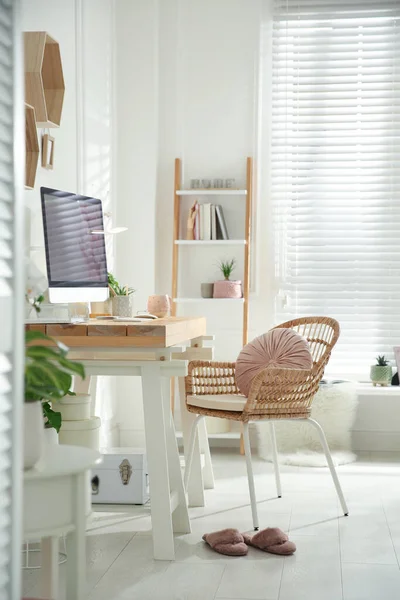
[213,280,242,299]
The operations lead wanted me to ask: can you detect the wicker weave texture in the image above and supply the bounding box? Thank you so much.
[185,317,340,422]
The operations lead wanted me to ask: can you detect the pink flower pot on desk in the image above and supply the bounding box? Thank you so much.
[213,280,242,299]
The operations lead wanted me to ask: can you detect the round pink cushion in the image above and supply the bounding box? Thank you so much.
[235,328,313,397]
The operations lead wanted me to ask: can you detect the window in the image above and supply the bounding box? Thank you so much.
[272,0,400,375]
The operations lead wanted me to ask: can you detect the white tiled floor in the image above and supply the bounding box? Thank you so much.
[22,450,400,600]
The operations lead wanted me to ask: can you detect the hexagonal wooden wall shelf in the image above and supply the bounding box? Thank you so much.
[24,32,65,127]
[25,103,39,189]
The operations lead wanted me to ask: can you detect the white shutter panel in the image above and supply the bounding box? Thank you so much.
[272,0,400,375]
[0,0,24,599]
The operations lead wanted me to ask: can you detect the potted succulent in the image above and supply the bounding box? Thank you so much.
[370,355,392,387]
[213,258,242,299]
[108,272,136,317]
[24,330,85,468]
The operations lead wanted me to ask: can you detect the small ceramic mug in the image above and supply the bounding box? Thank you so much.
[147,294,172,318]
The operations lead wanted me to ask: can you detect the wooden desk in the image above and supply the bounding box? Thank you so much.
[26,316,206,348]
[26,316,213,560]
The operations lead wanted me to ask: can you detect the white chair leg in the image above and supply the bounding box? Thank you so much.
[308,418,349,516]
[198,417,215,489]
[269,421,282,498]
[243,422,259,531]
[184,414,204,491]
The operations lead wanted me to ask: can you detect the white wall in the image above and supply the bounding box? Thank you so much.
[22,0,274,447]
[114,0,159,446]
[113,0,276,444]
[156,0,268,364]
[22,0,117,445]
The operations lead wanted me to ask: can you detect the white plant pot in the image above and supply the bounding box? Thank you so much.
[58,416,101,450]
[44,427,59,445]
[112,296,133,318]
[23,402,44,470]
[58,394,91,421]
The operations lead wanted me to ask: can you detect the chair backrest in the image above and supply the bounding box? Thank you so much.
[273,316,340,371]
[241,317,340,419]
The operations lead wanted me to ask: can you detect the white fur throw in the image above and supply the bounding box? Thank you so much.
[255,381,358,467]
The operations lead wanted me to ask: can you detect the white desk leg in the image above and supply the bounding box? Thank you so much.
[198,418,215,490]
[66,472,86,600]
[178,376,205,507]
[141,364,175,560]
[162,379,191,533]
[41,536,59,599]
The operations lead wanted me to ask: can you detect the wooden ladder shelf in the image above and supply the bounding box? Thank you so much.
[171,157,253,347]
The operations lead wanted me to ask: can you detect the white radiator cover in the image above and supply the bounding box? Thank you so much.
[351,384,400,452]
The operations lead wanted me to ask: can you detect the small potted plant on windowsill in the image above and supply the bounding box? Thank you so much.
[213,258,242,299]
[370,355,392,387]
[108,272,136,317]
[24,330,85,469]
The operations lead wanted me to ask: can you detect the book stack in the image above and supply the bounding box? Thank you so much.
[190,202,229,240]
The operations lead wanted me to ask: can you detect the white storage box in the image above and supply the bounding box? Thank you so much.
[91,448,149,505]
[58,394,91,421]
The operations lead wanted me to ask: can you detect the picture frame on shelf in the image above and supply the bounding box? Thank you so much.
[41,133,55,170]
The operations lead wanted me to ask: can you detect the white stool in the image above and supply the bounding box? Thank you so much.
[23,445,101,600]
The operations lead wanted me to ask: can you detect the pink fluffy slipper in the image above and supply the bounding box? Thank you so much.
[242,527,296,555]
[202,528,248,556]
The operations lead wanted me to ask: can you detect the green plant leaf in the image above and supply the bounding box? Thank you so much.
[26,345,65,360]
[218,258,236,280]
[25,383,61,402]
[42,402,62,432]
[25,360,70,395]
[26,331,70,354]
[56,356,85,379]
[25,330,51,343]
[26,347,85,379]
[25,329,84,407]
[25,362,72,400]
[108,272,135,296]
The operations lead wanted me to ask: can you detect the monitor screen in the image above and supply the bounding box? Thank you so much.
[41,187,108,289]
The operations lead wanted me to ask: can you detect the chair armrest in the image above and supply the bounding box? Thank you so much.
[244,365,318,413]
[186,360,240,396]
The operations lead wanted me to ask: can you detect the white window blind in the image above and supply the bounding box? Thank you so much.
[272,0,400,375]
[0,0,24,598]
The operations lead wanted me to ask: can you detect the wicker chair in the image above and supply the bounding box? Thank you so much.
[183,316,348,530]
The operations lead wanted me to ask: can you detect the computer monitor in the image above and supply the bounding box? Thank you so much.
[41,187,109,303]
